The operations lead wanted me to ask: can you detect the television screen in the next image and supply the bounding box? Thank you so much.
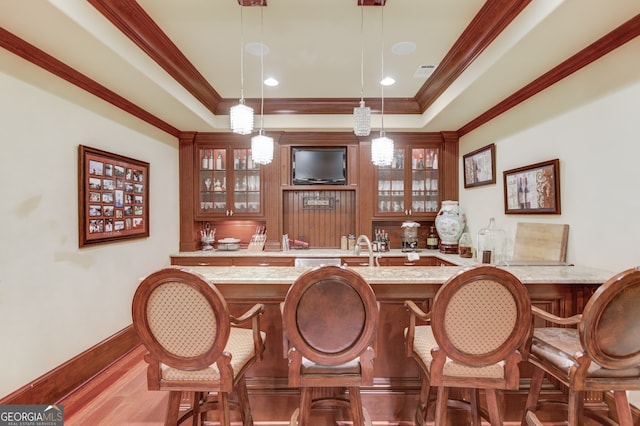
[292,148,346,185]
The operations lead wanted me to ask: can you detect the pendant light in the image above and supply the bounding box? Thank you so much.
[353,6,371,136]
[230,5,254,135]
[371,5,394,166]
[251,1,274,165]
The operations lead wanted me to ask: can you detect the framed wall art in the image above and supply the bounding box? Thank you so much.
[463,143,496,188]
[503,158,560,214]
[78,145,149,247]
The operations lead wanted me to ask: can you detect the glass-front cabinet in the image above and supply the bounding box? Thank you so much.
[375,144,440,217]
[196,144,263,219]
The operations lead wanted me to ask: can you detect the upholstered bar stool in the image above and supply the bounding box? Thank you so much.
[405,265,532,426]
[522,266,640,426]
[132,267,266,426]
[281,265,379,426]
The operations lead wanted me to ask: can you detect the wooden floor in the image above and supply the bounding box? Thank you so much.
[58,345,604,425]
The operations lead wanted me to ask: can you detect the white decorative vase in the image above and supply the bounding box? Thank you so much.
[434,200,465,253]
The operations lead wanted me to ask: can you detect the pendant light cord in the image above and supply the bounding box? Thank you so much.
[259,2,265,130]
[380,5,385,132]
[239,6,245,102]
[360,7,365,103]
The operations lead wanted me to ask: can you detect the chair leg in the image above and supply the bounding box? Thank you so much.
[192,392,202,426]
[434,387,449,426]
[522,367,545,426]
[567,390,584,426]
[470,388,481,426]
[485,389,504,426]
[613,390,633,426]
[298,388,313,426]
[218,391,230,426]
[348,387,365,426]
[415,373,432,426]
[165,391,182,426]
[236,376,254,426]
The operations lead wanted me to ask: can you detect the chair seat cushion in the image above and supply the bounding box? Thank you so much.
[531,328,640,379]
[410,325,505,379]
[300,357,361,376]
[161,327,266,381]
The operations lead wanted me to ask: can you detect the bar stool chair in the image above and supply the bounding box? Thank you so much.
[405,265,532,426]
[522,266,640,426]
[132,267,266,426]
[281,265,379,426]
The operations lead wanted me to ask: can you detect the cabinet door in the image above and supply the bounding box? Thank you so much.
[198,147,229,216]
[196,145,264,219]
[408,147,440,215]
[375,144,440,218]
[230,147,263,217]
[376,147,406,215]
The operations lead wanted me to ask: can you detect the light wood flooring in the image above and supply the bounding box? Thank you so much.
[59,344,603,425]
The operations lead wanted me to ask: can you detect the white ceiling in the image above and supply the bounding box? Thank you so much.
[0,0,639,134]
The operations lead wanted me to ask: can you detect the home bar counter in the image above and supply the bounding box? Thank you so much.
[170,250,615,424]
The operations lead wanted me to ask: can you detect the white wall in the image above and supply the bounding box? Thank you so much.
[0,54,179,397]
[459,37,640,273]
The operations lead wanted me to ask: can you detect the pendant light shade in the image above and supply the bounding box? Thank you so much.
[370,5,393,166]
[230,102,254,135]
[354,6,371,136]
[354,100,371,136]
[230,6,254,134]
[371,131,394,166]
[251,1,273,165]
[251,130,274,165]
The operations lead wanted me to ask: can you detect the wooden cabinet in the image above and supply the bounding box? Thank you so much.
[196,143,264,220]
[171,255,294,267]
[375,141,441,219]
[381,256,454,266]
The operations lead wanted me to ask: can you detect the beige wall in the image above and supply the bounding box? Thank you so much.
[0,51,179,397]
[459,37,640,273]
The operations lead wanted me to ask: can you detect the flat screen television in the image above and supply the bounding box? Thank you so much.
[292,147,347,185]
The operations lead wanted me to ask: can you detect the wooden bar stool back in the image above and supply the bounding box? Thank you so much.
[132,267,265,426]
[522,266,640,426]
[405,265,532,426]
[281,265,379,426]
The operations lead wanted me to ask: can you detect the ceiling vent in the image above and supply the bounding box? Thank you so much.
[414,64,437,78]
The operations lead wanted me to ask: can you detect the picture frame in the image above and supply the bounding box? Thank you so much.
[78,145,149,247]
[503,158,560,214]
[463,143,496,188]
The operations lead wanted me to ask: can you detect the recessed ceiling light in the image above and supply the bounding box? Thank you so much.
[380,77,395,86]
[264,77,279,86]
[392,41,416,55]
[245,42,269,56]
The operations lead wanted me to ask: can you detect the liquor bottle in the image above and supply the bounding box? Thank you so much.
[201,151,209,169]
[216,153,223,170]
[427,226,439,250]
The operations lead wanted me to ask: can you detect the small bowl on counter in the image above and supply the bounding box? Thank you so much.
[217,238,241,251]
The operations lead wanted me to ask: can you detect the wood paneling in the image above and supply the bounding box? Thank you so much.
[282,190,356,249]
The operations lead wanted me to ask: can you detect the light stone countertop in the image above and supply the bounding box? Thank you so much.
[173,248,615,285]
[184,264,614,286]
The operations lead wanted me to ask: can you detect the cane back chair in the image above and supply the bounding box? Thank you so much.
[132,267,266,426]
